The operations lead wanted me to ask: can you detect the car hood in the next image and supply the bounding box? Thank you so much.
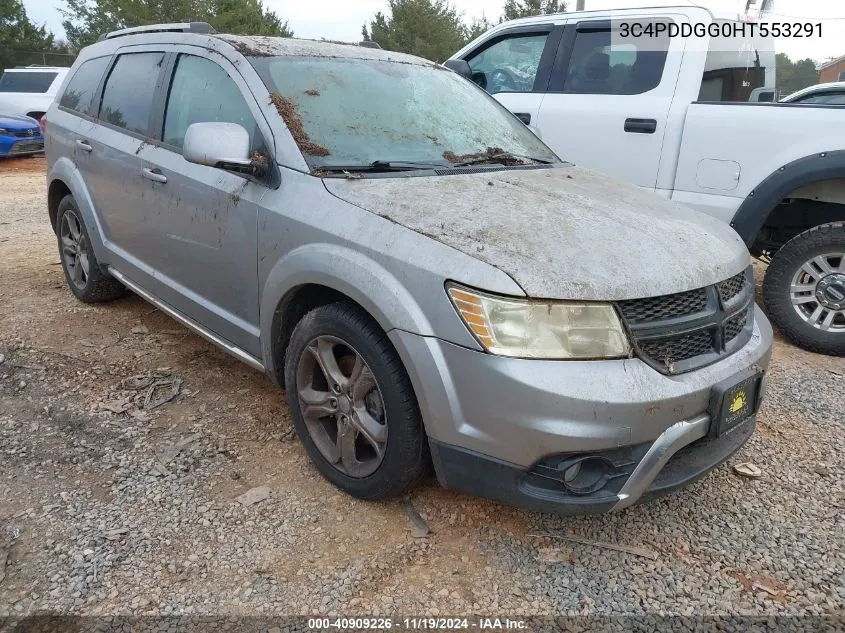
[323,165,750,301]
[0,114,39,128]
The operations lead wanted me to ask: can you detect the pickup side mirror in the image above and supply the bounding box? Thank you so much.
[184,121,252,169]
[443,59,472,80]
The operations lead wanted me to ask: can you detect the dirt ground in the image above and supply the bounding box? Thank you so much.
[0,157,843,621]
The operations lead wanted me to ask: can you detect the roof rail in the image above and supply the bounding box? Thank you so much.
[99,22,216,41]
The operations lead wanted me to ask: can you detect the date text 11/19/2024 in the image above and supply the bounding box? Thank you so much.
[308,617,527,630]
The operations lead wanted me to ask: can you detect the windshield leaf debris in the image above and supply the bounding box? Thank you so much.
[269,92,331,157]
[443,147,525,167]
[304,89,321,96]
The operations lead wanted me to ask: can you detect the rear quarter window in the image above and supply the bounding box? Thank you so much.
[0,71,59,93]
[60,57,111,116]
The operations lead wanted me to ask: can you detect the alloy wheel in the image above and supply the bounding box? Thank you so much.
[296,335,388,478]
[789,252,845,333]
[60,209,90,291]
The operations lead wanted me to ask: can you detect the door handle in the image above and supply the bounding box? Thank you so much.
[624,118,657,134]
[142,167,167,184]
[514,112,531,125]
[75,140,93,152]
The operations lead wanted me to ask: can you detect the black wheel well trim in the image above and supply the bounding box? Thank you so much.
[270,284,384,388]
[730,150,845,248]
[48,178,73,234]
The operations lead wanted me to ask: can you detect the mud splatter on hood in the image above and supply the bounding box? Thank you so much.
[323,165,750,301]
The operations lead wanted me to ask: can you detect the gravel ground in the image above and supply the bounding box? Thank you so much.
[0,159,843,621]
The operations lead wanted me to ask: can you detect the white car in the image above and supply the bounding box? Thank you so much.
[450,4,845,356]
[780,82,845,105]
[0,66,70,120]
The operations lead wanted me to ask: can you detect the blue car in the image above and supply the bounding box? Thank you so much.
[0,114,44,157]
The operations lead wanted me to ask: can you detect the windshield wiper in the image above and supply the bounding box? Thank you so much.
[315,161,446,175]
[370,160,447,170]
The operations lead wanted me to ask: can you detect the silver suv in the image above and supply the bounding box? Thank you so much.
[45,23,773,514]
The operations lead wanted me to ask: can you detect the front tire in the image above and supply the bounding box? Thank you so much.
[763,222,845,356]
[284,301,430,499]
[56,195,125,303]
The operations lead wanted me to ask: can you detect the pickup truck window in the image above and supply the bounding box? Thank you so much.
[562,24,668,95]
[466,33,550,94]
[698,21,773,102]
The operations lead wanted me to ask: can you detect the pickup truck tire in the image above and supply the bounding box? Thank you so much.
[763,222,845,356]
[284,301,430,499]
[56,195,126,303]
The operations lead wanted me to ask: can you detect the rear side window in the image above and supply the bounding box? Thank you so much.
[60,57,110,116]
[163,54,261,151]
[99,52,165,135]
[0,71,58,93]
[561,23,669,95]
[698,21,773,102]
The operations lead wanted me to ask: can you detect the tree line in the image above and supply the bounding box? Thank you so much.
[0,0,564,69]
[0,0,825,97]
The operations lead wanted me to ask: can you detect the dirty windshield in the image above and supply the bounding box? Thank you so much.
[248,56,559,169]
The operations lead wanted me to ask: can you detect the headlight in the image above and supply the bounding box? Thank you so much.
[447,284,631,359]
[0,128,11,135]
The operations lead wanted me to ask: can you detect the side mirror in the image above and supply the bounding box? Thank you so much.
[184,121,251,169]
[443,59,472,80]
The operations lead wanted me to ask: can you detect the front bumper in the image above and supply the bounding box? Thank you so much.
[429,415,755,515]
[389,305,773,514]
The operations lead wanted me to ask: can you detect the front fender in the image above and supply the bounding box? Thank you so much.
[259,242,436,377]
[49,156,111,267]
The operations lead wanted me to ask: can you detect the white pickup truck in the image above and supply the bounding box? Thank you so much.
[449,5,845,356]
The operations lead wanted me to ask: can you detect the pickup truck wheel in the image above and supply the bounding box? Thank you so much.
[284,301,430,499]
[56,195,126,303]
[763,222,845,355]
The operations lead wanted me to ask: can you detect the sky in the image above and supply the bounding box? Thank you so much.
[21,0,845,63]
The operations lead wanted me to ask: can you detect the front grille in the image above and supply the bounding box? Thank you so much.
[717,271,746,303]
[618,288,707,323]
[640,331,714,366]
[616,267,754,374]
[724,308,750,342]
[14,128,39,138]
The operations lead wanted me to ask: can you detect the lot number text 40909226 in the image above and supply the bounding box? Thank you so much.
[307,617,527,630]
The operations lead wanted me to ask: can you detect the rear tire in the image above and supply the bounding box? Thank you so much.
[56,195,126,303]
[284,301,430,499]
[763,222,845,356]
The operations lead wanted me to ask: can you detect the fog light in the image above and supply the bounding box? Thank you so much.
[561,457,611,495]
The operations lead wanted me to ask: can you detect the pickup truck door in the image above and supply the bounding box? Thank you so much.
[462,25,564,133]
[533,15,688,189]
